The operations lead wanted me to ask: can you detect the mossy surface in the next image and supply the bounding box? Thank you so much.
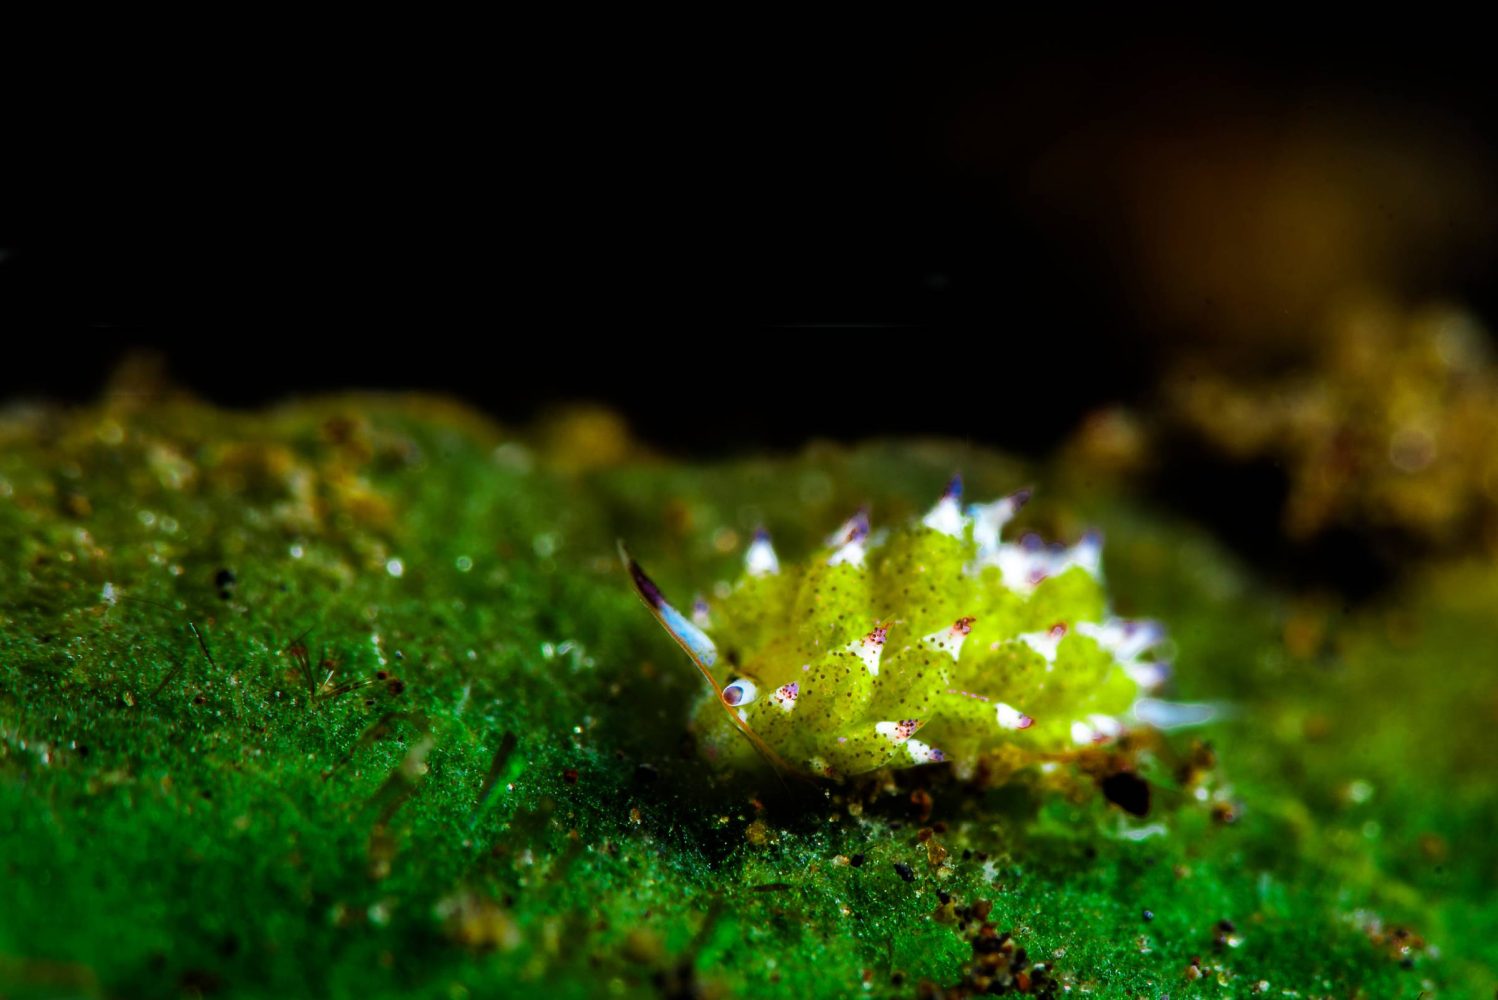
[1,396,1493,998]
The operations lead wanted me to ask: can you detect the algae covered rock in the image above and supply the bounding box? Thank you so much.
[0,393,1493,998]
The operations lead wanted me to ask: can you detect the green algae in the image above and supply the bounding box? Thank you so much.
[0,396,1493,998]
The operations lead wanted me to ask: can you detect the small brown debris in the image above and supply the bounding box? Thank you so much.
[1418,832,1449,861]
[436,890,521,952]
[923,900,1058,998]
[932,892,957,924]
[1355,911,1428,965]
[623,928,663,964]
[1212,918,1242,950]
[1175,739,1218,788]
[1210,798,1242,824]
[63,493,93,519]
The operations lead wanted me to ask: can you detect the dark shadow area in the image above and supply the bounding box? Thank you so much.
[5,18,1496,596]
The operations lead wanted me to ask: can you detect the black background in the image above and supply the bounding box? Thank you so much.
[4,17,1496,459]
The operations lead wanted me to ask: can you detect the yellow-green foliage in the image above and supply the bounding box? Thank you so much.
[640,484,1165,778]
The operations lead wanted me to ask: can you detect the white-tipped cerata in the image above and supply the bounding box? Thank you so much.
[827,509,870,567]
[989,530,1104,592]
[1017,622,1068,663]
[1078,619,1170,691]
[771,682,799,713]
[825,509,870,548]
[846,623,889,676]
[1123,661,1172,689]
[922,475,965,538]
[922,617,975,661]
[745,528,780,577]
[1071,714,1124,745]
[969,488,1030,559]
[1088,713,1124,738]
[1074,530,1104,576]
[905,739,945,764]
[1078,619,1163,661]
[994,702,1034,731]
[829,543,865,568]
[875,719,921,745]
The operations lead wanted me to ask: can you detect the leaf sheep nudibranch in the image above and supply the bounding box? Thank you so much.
[622,477,1211,780]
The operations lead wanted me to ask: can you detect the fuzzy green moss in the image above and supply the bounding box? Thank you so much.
[0,395,1492,998]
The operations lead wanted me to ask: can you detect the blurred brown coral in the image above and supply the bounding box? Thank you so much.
[1164,297,1498,548]
[534,404,647,473]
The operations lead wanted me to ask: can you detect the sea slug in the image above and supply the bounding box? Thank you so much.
[624,477,1210,781]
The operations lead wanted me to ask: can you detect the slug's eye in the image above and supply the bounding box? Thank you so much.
[722,679,758,706]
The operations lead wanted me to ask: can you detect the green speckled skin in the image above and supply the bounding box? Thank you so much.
[691,517,1130,776]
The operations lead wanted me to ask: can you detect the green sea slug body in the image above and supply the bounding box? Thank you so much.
[625,477,1208,781]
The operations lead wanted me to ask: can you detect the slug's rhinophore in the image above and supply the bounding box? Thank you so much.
[622,477,1211,780]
